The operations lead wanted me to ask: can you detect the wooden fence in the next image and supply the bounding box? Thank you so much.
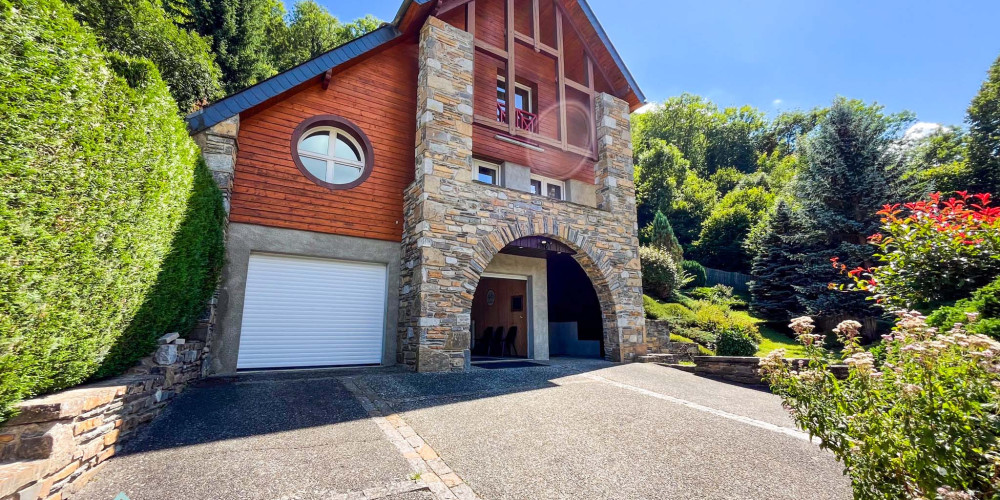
[704,267,752,292]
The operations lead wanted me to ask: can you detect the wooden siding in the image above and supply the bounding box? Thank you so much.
[231,42,418,241]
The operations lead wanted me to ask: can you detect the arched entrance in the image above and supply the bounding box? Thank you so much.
[467,230,624,364]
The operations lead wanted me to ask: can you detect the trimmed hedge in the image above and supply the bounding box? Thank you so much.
[640,245,680,300]
[715,328,759,356]
[0,0,224,421]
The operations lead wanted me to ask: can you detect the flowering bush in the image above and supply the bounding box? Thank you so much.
[761,314,1000,498]
[833,192,1000,310]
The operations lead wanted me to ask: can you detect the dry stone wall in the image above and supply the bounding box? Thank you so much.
[398,17,645,372]
[0,336,208,499]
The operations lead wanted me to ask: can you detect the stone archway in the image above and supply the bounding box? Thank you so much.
[467,219,626,363]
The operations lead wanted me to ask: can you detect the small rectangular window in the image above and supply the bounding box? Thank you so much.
[474,159,501,185]
[530,174,565,200]
[511,295,524,312]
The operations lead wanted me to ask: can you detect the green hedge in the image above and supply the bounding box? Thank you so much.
[0,0,224,421]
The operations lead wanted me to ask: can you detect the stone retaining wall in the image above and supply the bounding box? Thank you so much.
[0,336,207,499]
[692,356,849,385]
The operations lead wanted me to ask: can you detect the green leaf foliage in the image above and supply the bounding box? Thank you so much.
[66,0,223,111]
[790,98,909,319]
[680,260,707,288]
[715,327,759,356]
[639,245,680,300]
[748,200,808,321]
[0,0,224,421]
[967,55,1000,195]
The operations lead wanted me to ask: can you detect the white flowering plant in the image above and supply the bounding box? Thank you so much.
[760,313,1000,499]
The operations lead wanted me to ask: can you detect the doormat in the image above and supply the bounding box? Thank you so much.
[472,361,547,369]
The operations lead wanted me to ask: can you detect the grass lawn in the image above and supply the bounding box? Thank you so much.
[755,325,808,358]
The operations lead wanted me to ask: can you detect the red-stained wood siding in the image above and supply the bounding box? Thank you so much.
[231,42,418,241]
[473,126,595,183]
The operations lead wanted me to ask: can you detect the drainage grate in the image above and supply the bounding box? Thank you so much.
[472,361,547,370]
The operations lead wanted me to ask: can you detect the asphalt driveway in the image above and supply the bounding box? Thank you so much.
[76,359,851,500]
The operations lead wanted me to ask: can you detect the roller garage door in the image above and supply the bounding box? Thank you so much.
[237,253,387,369]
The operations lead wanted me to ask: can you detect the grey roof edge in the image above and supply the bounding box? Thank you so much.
[186,22,410,133]
[577,0,646,105]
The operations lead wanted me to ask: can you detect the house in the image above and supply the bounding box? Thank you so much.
[186,0,647,374]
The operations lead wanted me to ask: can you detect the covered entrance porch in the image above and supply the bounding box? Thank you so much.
[469,236,604,362]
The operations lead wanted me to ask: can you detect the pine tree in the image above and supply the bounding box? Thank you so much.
[181,0,284,94]
[748,201,806,321]
[650,210,684,263]
[790,98,905,319]
[967,54,1000,195]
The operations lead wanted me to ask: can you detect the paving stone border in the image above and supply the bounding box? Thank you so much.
[341,377,480,500]
[0,337,208,500]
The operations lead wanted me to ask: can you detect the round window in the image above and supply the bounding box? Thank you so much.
[291,116,373,189]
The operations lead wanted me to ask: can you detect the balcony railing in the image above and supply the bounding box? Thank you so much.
[496,101,539,134]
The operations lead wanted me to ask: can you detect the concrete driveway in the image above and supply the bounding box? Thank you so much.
[76,359,851,500]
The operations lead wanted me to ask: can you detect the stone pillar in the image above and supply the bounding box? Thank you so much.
[592,93,646,358]
[192,115,239,217]
[190,116,238,354]
[399,17,476,372]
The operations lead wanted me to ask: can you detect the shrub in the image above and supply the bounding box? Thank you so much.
[927,277,1000,340]
[761,314,1000,498]
[669,334,715,355]
[0,0,224,421]
[640,245,680,300]
[715,327,759,356]
[680,260,707,288]
[836,192,1000,310]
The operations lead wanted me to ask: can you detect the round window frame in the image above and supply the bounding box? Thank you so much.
[291,115,374,190]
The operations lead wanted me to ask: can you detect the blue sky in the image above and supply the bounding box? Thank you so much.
[309,0,1000,126]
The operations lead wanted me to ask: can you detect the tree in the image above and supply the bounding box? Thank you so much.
[634,139,687,231]
[705,105,767,174]
[966,54,1000,194]
[180,0,284,93]
[632,94,713,174]
[67,0,222,111]
[269,2,381,72]
[649,210,683,263]
[692,186,774,272]
[749,201,806,321]
[669,170,719,247]
[791,98,909,319]
[902,126,970,195]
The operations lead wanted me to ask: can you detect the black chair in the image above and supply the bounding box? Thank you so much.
[472,327,492,356]
[490,326,505,356]
[503,326,518,357]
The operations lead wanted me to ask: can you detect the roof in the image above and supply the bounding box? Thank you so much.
[186,0,644,133]
[577,0,644,104]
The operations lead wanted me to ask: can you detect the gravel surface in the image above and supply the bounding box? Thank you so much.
[75,359,851,500]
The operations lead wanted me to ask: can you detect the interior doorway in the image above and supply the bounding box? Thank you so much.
[470,276,529,359]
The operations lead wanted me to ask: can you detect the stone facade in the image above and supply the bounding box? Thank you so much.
[0,338,207,499]
[398,17,645,372]
[191,115,238,218]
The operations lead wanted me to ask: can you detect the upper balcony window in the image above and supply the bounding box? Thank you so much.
[496,76,538,134]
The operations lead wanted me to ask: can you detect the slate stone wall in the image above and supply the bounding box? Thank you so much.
[0,338,207,499]
[398,17,645,372]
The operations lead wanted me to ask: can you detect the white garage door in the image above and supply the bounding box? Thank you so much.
[237,253,387,369]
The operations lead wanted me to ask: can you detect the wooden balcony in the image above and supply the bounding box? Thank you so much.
[496,101,539,134]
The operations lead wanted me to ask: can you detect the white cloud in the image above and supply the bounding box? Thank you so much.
[634,102,660,114]
[903,122,947,142]
[772,99,783,107]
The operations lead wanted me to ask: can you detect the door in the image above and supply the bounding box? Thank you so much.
[471,277,529,357]
[237,253,387,369]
